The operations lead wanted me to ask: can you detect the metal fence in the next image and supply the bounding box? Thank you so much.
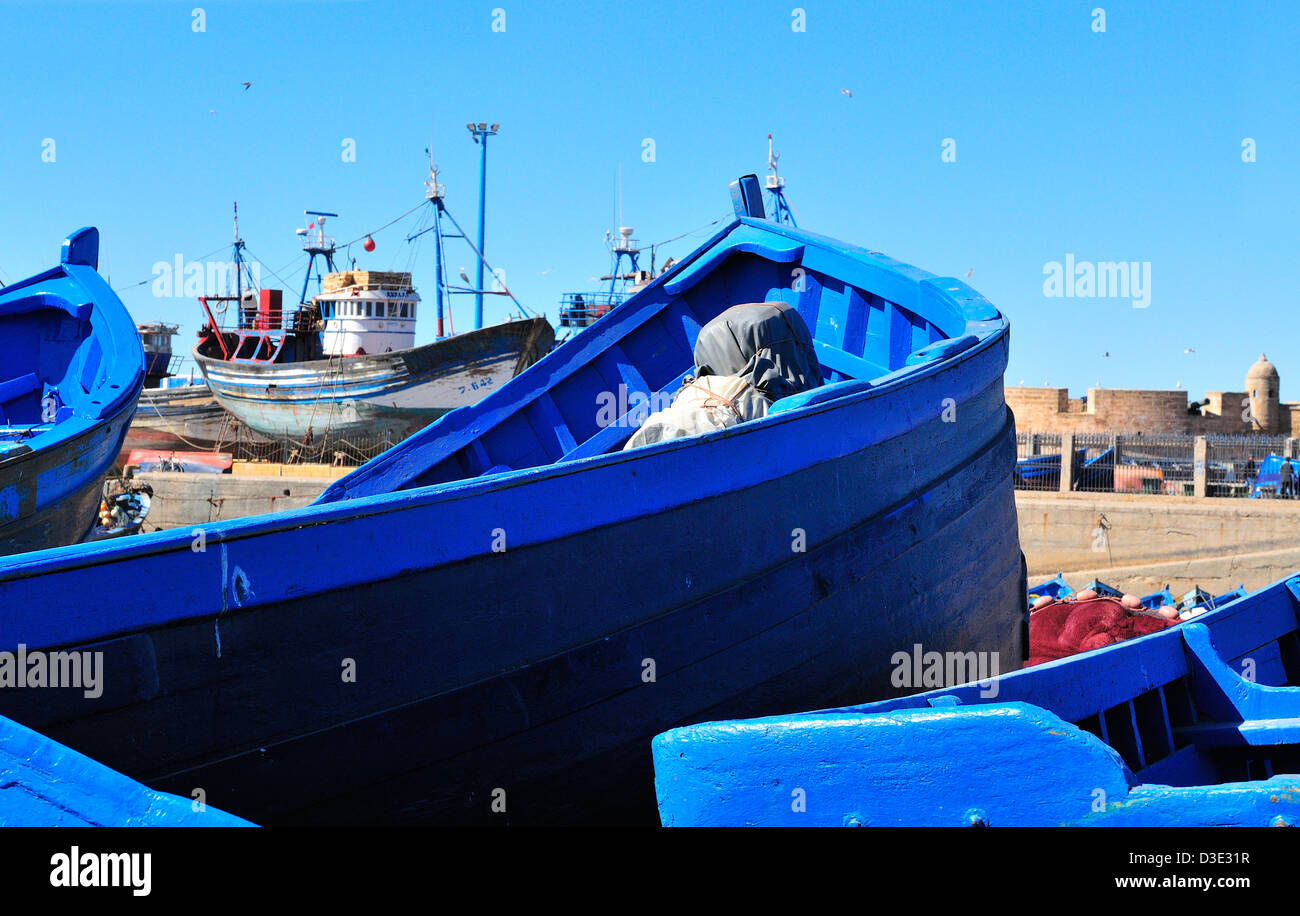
[1013,432,1063,491]
[1015,432,1292,498]
[1205,435,1288,497]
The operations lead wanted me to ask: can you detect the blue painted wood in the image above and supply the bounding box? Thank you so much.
[653,572,1300,826]
[1141,585,1175,609]
[0,230,144,556]
[1027,573,1073,602]
[0,714,251,826]
[0,215,1022,825]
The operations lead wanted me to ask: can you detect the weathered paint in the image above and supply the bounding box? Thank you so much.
[0,216,1022,825]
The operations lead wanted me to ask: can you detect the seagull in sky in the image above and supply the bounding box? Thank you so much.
[458,268,471,285]
[242,81,252,90]
[840,88,853,98]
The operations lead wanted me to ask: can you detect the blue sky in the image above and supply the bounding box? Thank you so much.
[1,1,1295,398]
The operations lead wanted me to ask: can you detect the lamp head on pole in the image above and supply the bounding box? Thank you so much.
[467,122,500,144]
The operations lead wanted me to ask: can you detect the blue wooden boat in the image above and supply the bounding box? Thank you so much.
[1142,584,1175,610]
[0,229,144,557]
[1027,573,1073,602]
[1013,447,1112,491]
[0,180,1024,824]
[0,713,250,826]
[653,573,1300,826]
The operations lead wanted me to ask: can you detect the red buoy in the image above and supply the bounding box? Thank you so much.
[363,236,376,252]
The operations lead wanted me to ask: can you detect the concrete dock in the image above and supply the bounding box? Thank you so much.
[1018,491,1300,594]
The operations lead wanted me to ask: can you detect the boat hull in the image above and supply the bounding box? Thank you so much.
[193,318,553,439]
[0,365,137,557]
[121,384,242,458]
[0,409,126,555]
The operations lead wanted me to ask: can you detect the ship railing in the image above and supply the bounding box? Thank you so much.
[559,291,626,328]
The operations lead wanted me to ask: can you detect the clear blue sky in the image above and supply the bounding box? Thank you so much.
[1,1,1295,397]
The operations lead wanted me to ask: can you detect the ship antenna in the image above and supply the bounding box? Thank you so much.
[232,201,248,299]
[764,134,798,227]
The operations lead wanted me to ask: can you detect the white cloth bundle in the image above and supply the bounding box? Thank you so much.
[624,375,767,450]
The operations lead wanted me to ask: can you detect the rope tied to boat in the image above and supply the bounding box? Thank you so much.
[680,379,751,420]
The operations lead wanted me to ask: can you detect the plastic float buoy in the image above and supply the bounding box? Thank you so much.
[363,236,376,252]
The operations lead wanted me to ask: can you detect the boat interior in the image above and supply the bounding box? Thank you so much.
[845,575,1300,788]
[0,229,142,460]
[320,213,1004,504]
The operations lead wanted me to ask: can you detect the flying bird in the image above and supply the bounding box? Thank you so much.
[1184,347,1195,354]
[538,268,552,276]
[965,269,974,277]
[242,81,252,90]
[840,88,853,98]
[458,268,471,285]
[1103,351,1110,357]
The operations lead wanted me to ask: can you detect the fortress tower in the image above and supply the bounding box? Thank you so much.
[1246,353,1280,433]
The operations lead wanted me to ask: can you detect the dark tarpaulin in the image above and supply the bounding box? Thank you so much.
[623,301,823,450]
[691,301,822,412]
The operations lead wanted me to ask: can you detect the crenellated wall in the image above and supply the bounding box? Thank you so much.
[1006,386,1285,436]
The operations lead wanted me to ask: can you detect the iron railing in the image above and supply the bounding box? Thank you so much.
[1015,431,1294,498]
